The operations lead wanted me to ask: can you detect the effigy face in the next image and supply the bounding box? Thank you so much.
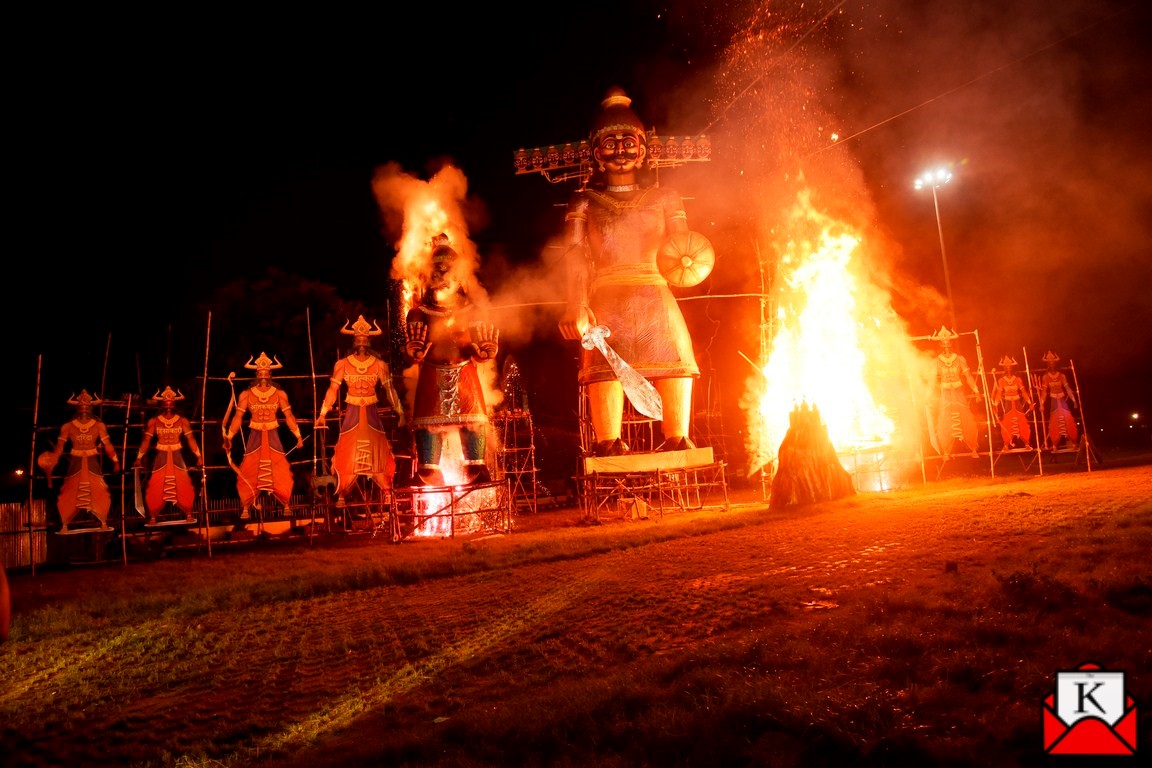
[595,131,644,173]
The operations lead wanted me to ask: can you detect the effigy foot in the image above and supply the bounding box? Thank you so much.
[593,439,629,457]
[467,465,492,484]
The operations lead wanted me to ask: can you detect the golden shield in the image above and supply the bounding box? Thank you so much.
[658,231,715,288]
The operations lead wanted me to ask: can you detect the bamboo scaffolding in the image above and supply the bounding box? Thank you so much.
[1069,358,1095,472]
[26,355,42,575]
[118,395,132,566]
[200,311,213,557]
[99,332,112,421]
[969,329,996,478]
[305,306,320,542]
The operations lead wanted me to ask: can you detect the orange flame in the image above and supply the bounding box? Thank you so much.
[747,190,909,474]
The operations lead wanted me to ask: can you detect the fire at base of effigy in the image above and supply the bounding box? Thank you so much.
[395,481,512,540]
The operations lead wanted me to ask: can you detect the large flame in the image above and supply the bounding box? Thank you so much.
[748,189,906,474]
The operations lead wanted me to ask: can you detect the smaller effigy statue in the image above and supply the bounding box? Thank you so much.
[38,390,120,532]
[927,327,982,458]
[1037,350,1078,451]
[316,314,405,506]
[990,356,1033,451]
[223,352,304,516]
[403,233,499,486]
[134,386,202,524]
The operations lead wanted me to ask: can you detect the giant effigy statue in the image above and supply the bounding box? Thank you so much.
[557,87,712,457]
[38,390,120,532]
[134,386,202,523]
[927,327,982,458]
[403,234,499,486]
[990,356,1033,451]
[223,352,304,515]
[316,314,405,505]
[1037,350,1078,451]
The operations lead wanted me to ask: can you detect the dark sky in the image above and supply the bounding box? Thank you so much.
[7,0,1150,476]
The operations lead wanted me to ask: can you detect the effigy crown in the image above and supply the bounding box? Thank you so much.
[245,352,283,371]
[930,326,958,342]
[341,315,383,337]
[151,386,185,402]
[67,389,103,406]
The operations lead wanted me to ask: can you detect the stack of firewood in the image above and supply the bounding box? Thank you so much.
[770,403,855,509]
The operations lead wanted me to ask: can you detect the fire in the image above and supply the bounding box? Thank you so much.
[747,190,903,475]
[372,162,480,319]
[404,481,505,538]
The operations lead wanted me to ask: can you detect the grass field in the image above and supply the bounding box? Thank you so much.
[2,457,1150,767]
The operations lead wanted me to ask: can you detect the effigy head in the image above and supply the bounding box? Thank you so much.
[426,233,467,308]
[591,87,647,172]
[591,87,646,143]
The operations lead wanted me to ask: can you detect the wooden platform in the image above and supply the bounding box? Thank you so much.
[583,447,714,474]
[578,448,728,521]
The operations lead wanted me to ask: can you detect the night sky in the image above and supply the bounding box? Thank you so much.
[7,0,1150,481]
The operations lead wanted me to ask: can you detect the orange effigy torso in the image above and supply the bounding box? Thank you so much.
[407,304,490,428]
[567,186,698,384]
[332,355,389,404]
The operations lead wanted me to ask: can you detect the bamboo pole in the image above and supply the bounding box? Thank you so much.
[27,355,42,576]
[99,332,112,421]
[306,306,319,542]
[1022,348,1044,476]
[200,312,213,558]
[119,394,132,566]
[307,307,318,479]
[1069,358,1093,473]
[970,329,995,478]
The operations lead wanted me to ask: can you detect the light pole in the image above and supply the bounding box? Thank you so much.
[914,167,956,331]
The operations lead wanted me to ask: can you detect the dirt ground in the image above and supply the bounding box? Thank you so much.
[3,453,1151,767]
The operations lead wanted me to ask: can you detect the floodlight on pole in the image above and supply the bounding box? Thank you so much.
[914,167,956,331]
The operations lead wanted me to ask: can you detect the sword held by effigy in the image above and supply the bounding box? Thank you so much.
[133,466,146,517]
[580,324,663,421]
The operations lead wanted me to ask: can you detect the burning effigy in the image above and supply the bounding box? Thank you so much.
[402,233,499,487]
[372,163,510,537]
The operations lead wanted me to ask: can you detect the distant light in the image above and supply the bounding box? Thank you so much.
[1131,412,1140,420]
[830,133,839,142]
[914,167,953,190]
[14,468,24,477]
